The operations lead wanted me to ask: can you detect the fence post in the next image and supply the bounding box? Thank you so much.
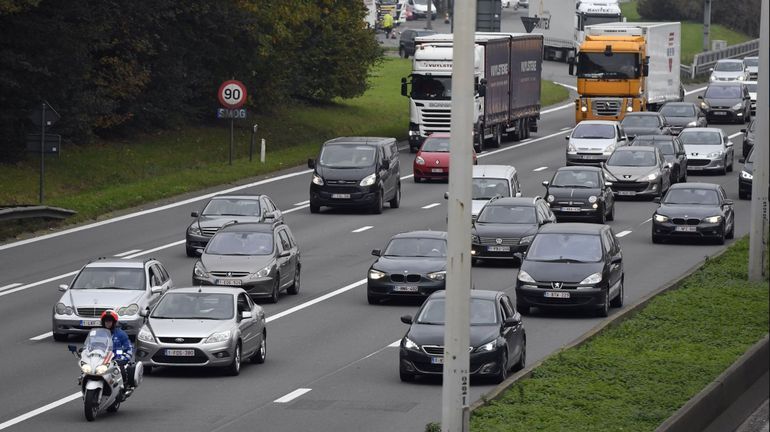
[260,138,265,163]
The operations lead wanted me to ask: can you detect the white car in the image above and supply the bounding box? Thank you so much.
[709,59,749,82]
[743,56,758,80]
[566,120,629,166]
[745,80,757,116]
[470,165,522,221]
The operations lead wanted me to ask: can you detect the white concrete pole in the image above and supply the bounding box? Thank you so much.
[260,138,266,163]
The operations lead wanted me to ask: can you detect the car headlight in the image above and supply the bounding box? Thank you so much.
[250,264,272,279]
[704,215,722,223]
[707,151,723,158]
[520,235,534,245]
[55,302,73,315]
[187,225,201,235]
[626,106,633,112]
[579,272,602,285]
[646,172,660,181]
[193,261,209,278]
[368,269,386,280]
[137,326,155,343]
[427,271,446,281]
[741,170,753,180]
[686,121,697,127]
[588,195,598,204]
[312,174,324,186]
[567,142,577,152]
[700,101,709,109]
[653,213,669,223]
[710,75,716,81]
[360,173,376,187]
[415,156,425,165]
[204,330,232,344]
[517,270,536,283]
[95,365,109,375]
[603,143,616,155]
[738,75,745,81]
[80,363,92,374]
[604,171,618,182]
[732,103,743,110]
[403,337,420,351]
[546,195,555,203]
[580,106,588,112]
[475,340,497,353]
[118,304,139,316]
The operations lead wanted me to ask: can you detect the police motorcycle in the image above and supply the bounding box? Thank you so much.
[67,328,143,421]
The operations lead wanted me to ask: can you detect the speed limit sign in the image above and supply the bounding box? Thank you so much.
[218,80,247,109]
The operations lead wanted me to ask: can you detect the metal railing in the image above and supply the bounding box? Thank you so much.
[680,39,760,79]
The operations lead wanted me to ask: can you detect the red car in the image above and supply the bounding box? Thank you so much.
[413,133,477,182]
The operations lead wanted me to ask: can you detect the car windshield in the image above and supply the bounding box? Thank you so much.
[679,131,722,145]
[607,150,657,167]
[621,116,660,127]
[421,137,450,152]
[384,237,446,257]
[319,144,376,168]
[411,74,452,100]
[478,205,536,224]
[571,123,615,139]
[576,52,639,79]
[551,170,600,188]
[526,233,603,262]
[151,292,234,320]
[206,231,273,255]
[416,298,498,325]
[660,104,696,117]
[632,138,675,155]
[743,58,758,67]
[745,82,757,93]
[472,178,510,199]
[71,267,145,290]
[202,198,260,216]
[714,61,744,72]
[663,188,719,205]
[704,85,741,99]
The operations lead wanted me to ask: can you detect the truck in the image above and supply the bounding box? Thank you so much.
[527,0,623,61]
[569,22,683,123]
[401,32,544,153]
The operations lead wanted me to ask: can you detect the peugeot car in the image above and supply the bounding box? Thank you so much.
[603,146,671,199]
[651,183,735,244]
[658,102,707,134]
[543,166,614,223]
[630,135,688,184]
[678,128,734,175]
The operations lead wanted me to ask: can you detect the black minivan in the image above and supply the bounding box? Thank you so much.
[308,137,401,214]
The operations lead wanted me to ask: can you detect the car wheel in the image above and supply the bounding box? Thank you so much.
[413,175,422,183]
[252,332,266,364]
[652,234,663,244]
[596,207,606,224]
[367,292,382,305]
[610,278,624,308]
[226,343,242,376]
[309,202,320,214]
[287,267,300,295]
[186,245,197,257]
[716,224,726,245]
[389,184,401,208]
[372,190,384,214]
[268,278,280,303]
[727,155,734,172]
[400,368,415,382]
[606,203,615,221]
[53,332,68,342]
[513,341,526,372]
[595,289,609,317]
[493,351,508,384]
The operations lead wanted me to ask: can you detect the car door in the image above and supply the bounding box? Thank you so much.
[674,137,687,174]
[718,186,734,229]
[277,229,297,287]
[236,293,258,354]
[599,173,614,210]
[387,141,400,197]
[501,295,523,362]
[275,228,292,289]
[604,229,623,297]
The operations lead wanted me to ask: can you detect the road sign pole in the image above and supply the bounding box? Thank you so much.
[441,0,474,430]
[250,124,258,162]
[39,102,46,204]
[426,0,433,29]
[229,117,234,166]
[748,0,768,280]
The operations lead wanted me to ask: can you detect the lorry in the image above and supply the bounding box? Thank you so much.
[401,32,544,153]
[527,0,623,61]
[569,22,683,123]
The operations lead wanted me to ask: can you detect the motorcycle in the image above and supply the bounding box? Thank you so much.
[67,328,143,421]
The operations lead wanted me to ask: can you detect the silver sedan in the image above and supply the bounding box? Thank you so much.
[135,287,266,376]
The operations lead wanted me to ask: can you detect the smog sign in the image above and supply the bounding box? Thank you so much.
[217,80,248,109]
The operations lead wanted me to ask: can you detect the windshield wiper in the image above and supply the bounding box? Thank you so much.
[534,257,591,263]
[575,136,612,139]
[556,184,591,188]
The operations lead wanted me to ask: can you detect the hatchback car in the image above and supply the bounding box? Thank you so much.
[620,112,671,140]
[709,59,749,82]
[471,165,522,221]
[413,133,477,182]
[741,119,755,157]
[630,135,688,184]
[53,258,173,340]
[566,120,628,166]
[658,102,707,134]
[651,183,735,244]
[192,222,300,303]
[543,166,614,223]
[135,287,266,376]
[398,290,526,383]
[186,194,283,257]
[743,56,758,80]
[399,28,436,58]
[603,146,671,199]
[699,82,752,124]
[471,196,555,263]
[515,223,624,317]
[678,128,734,175]
[367,230,447,304]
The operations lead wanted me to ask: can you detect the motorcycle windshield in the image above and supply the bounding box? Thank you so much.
[83,328,113,357]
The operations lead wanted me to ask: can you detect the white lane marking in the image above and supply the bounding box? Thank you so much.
[0,392,81,431]
[684,86,707,96]
[274,388,312,403]
[561,126,572,131]
[554,82,578,91]
[520,138,532,143]
[293,200,309,206]
[478,129,571,159]
[266,279,366,323]
[0,283,23,292]
[113,249,141,257]
[30,332,52,341]
[422,203,441,209]
[388,339,401,348]
[0,271,78,299]
[728,131,743,139]
[352,226,373,233]
[541,102,572,115]
[533,166,548,172]
[616,230,632,238]
[123,240,185,259]
[640,218,652,225]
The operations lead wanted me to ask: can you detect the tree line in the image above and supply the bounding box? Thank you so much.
[637,0,761,39]
[0,0,382,162]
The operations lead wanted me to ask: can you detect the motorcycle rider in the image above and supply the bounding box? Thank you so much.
[100,310,134,391]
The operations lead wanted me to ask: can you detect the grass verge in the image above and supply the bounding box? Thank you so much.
[0,57,569,241]
[470,236,769,431]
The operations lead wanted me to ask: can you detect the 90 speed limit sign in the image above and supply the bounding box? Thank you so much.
[218,80,247,109]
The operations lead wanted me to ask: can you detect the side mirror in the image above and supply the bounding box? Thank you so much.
[67,344,77,353]
[515,192,522,197]
[401,77,408,97]
[443,191,449,200]
[653,197,661,203]
[740,129,747,133]
[564,136,570,141]
[542,180,550,188]
[58,284,68,292]
[191,211,199,218]
[139,307,149,317]
[307,158,316,169]
[504,312,522,327]
[724,199,734,206]
[371,249,381,257]
[279,250,291,258]
[709,67,714,72]
[241,310,253,319]
[195,248,204,255]
[151,285,163,294]
[739,157,746,163]
[697,95,703,100]
[400,315,413,324]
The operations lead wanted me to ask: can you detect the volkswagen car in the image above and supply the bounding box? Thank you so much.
[678,128,734,175]
[651,183,735,244]
[603,146,671,199]
[543,166,614,223]
[413,133,476,182]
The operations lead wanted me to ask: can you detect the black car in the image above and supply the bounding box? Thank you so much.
[630,135,688,184]
[738,148,754,200]
[471,197,555,264]
[603,146,671,199]
[651,183,735,244]
[192,222,301,303]
[543,166,615,223]
[658,102,707,134]
[398,29,436,58]
[308,137,401,214]
[740,119,755,158]
[367,231,447,304]
[185,194,283,257]
[398,290,526,383]
[620,112,671,140]
[515,223,624,317]
[699,82,752,124]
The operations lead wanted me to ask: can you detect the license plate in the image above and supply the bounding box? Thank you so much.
[712,111,727,116]
[431,357,444,364]
[394,285,418,292]
[165,349,195,357]
[562,207,581,212]
[675,226,697,232]
[431,168,443,173]
[331,193,350,199]
[80,320,101,327]
[544,291,570,298]
[216,279,242,286]
[618,191,635,196]
[487,245,510,252]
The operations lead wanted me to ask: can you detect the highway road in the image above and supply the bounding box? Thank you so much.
[0,9,755,432]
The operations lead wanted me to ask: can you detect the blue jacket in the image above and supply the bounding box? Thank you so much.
[111,328,133,364]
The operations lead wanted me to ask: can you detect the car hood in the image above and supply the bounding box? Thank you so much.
[547,186,602,200]
[372,256,445,274]
[605,165,659,181]
[315,165,374,182]
[473,223,538,238]
[623,127,662,137]
[656,204,723,219]
[195,214,263,229]
[703,96,742,107]
[683,144,724,156]
[569,138,616,151]
[66,289,146,308]
[711,71,744,80]
[407,323,500,348]
[417,152,450,166]
[520,260,603,283]
[147,318,233,338]
[664,116,697,127]
[201,254,273,272]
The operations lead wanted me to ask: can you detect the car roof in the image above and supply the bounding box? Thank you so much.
[622,111,660,116]
[632,135,676,142]
[555,166,602,172]
[427,289,500,301]
[539,222,605,235]
[85,259,145,269]
[669,182,720,190]
[392,230,447,240]
[614,145,656,152]
[164,286,241,296]
[574,120,619,126]
[679,127,723,134]
[473,164,517,177]
[218,222,276,233]
[486,197,539,206]
[323,137,394,146]
[716,59,744,64]
[210,194,263,200]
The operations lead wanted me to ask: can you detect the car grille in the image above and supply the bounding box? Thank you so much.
[201,227,219,237]
[592,98,621,116]
[555,200,585,206]
[158,337,203,344]
[209,271,250,278]
[688,159,711,166]
[749,72,757,80]
[76,307,110,318]
[478,236,520,246]
[422,345,474,356]
[390,274,422,283]
[672,218,700,225]
[420,107,451,135]
[152,349,208,364]
[612,181,648,192]
[323,181,360,194]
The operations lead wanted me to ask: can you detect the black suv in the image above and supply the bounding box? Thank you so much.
[308,137,401,214]
[398,29,436,58]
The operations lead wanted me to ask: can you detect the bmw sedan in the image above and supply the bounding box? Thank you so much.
[515,223,624,317]
[652,183,735,244]
[543,166,614,223]
[192,222,300,303]
[603,146,671,199]
[678,128,734,175]
[398,290,526,383]
[135,287,266,376]
[367,231,447,304]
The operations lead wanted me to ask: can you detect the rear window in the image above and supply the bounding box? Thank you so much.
[477,205,536,224]
[660,104,696,117]
[678,131,722,145]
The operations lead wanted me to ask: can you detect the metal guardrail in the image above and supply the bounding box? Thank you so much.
[0,206,77,221]
[680,39,760,79]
